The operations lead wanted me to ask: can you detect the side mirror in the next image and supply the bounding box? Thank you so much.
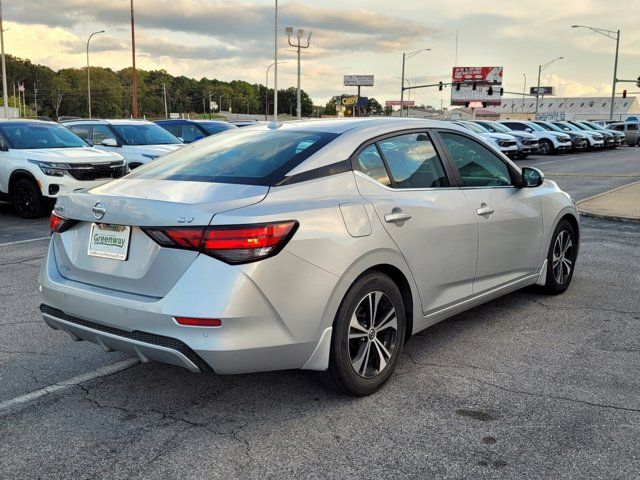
[85,138,94,147]
[101,138,118,147]
[521,167,544,188]
[525,128,533,133]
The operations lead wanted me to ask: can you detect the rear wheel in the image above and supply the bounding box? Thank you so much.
[319,272,406,396]
[539,139,554,155]
[541,219,577,295]
[12,178,46,219]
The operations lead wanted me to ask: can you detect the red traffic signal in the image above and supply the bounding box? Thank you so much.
[623,89,627,99]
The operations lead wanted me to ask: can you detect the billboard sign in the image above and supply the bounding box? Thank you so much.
[450,84,502,106]
[452,66,503,84]
[344,75,374,86]
[341,96,358,106]
[385,100,415,106]
[530,86,555,95]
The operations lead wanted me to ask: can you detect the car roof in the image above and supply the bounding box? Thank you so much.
[0,119,62,127]
[155,119,232,125]
[63,119,155,126]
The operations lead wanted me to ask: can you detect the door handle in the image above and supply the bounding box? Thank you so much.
[384,212,412,224]
[476,203,495,217]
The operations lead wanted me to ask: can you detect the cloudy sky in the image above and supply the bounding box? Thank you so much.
[4,0,639,107]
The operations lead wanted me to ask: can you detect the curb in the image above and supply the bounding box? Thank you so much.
[577,179,640,224]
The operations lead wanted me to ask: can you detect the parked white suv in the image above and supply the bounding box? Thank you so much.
[453,121,518,157]
[0,120,126,218]
[62,119,183,169]
[499,120,572,155]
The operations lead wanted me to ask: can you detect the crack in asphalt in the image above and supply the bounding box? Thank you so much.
[525,297,640,316]
[0,256,44,268]
[401,351,640,415]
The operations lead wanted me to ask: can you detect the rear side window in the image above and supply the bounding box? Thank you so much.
[378,133,449,188]
[127,129,338,185]
[160,124,181,137]
[628,124,638,131]
[181,124,205,143]
[92,125,118,144]
[68,125,90,140]
[357,144,391,187]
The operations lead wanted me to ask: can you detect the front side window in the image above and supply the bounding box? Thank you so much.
[92,125,118,145]
[181,124,205,143]
[0,123,87,149]
[377,133,449,189]
[127,129,338,185]
[357,144,391,187]
[68,125,90,141]
[440,132,512,187]
[502,122,524,131]
[159,124,181,137]
[111,123,181,145]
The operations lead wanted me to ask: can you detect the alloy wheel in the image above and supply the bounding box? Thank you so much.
[552,230,574,284]
[15,183,36,216]
[348,291,398,379]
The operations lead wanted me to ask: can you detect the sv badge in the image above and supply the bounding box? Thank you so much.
[177,217,195,224]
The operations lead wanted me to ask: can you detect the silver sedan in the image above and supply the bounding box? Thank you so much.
[40,118,579,395]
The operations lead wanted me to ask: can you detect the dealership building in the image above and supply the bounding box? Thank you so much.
[481,96,640,121]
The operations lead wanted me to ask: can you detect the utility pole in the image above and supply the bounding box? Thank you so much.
[522,73,526,114]
[208,91,212,119]
[0,1,8,119]
[162,82,168,118]
[130,0,138,118]
[535,56,563,116]
[34,82,38,117]
[274,0,278,122]
[286,27,312,119]
[86,30,105,118]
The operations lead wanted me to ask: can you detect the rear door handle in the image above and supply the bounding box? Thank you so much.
[384,212,412,224]
[476,204,495,217]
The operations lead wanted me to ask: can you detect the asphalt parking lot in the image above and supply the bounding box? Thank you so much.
[1,147,639,479]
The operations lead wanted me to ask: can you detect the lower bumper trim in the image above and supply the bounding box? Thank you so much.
[39,304,213,373]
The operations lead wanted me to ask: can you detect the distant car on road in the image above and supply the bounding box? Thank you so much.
[62,119,183,169]
[0,120,126,218]
[608,122,640,146]
[499,120,572,155]
[155,119,237,143]
[452,121,518,157]
[472,120,539,158]
[40,118,580,395]
[532,120,589,152]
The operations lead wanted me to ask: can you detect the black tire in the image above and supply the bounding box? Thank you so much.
[540,219,578,295]
[128,162,143,170]
[539,139,554,155]
[319,272,406,396]
[519,153,530,159]
[11,178,46,219]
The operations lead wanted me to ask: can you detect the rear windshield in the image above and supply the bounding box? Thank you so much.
[126,129,339,185]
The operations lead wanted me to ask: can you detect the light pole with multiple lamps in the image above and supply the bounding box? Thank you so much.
[286,27,311,119]
[265,61,286,120]
[535,56,563,116]
[400,48,430,117]
[86,30,105,118]
[572,25,620,121]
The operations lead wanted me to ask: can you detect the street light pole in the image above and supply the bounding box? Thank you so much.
[265,61,286,121]
[522,73,526,114]
[572,26,620,121]
[86,30,105,119]
[535,56,563,116]
[130,0,138,118]
[0,1,8,120]
[400,48,430,117]
[286,27,312,119]
[274,0,278,122]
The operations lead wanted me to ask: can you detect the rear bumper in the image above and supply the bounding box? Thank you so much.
[38,239,336,374]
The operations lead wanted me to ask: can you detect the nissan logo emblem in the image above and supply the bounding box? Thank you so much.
[92,201,106,220]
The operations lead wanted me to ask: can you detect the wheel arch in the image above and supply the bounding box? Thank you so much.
[9,169,39,194]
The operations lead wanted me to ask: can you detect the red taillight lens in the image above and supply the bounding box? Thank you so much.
[142,221,298,264]
[175,317,222,327]
[50,212,77,234]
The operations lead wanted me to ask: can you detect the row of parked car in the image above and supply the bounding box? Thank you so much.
[450,119,634,159]
[0,118,256,218]
[0,115,636,219]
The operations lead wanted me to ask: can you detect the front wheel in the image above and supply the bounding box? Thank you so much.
[541,219,578,295]
[12,178,46,219]
[319,272,406,396]
[538,139,554,155]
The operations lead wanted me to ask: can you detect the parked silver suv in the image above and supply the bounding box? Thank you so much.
[608,122,640,146]
[40,119,579,395]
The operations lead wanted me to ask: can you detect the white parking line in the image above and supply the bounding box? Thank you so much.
[0,358,139,413]
[0,237,50,247]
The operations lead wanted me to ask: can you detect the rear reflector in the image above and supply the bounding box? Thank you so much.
[175,317,222,327]
[142,221,298,264]
[50,212,77,234]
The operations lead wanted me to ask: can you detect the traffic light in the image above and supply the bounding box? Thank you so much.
[487,86,494,96]
[623,90,627,99]
[637,76,640,88]
[500,87,504,96]
[472,82,477,91]
[438,81,443,91]
[455,83,461,91]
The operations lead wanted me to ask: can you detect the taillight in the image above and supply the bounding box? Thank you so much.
[142,221,298,264]
[50,212,77,234]
[174,317,222,327]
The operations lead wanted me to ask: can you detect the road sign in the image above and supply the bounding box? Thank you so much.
[530,86,555,95]
[341,96,358,106]
[169,113,179,119]
[452,66,503,84]
[344,75,374,86]
[385,100,415,107]
[451,84,502,106]
[209,101,218,111]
